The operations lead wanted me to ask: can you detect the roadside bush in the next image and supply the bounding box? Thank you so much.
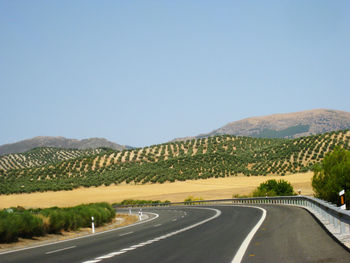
[253,179,295,197]
[45,202,115,232]
[0,210,44,243]
[312,147,350,207]
[0,202,115,243]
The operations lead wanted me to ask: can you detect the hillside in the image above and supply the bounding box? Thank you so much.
[0,147,109,171]
[0,136,128,156]
[1,130,349,194]
[173,109,350,141]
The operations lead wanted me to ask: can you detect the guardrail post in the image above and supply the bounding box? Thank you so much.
[340,221,345,234]
[334,216,338,228]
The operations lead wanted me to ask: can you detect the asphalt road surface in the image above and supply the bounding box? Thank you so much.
[1,205,349,263]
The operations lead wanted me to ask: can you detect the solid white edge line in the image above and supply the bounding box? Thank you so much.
[231,206,267,263]
[0,212,159,255]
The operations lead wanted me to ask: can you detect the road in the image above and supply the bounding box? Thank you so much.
[1,205,349,263]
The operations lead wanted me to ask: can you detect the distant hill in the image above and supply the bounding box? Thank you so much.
[1,130,350,194]
[0,136,128,156]
[173,109,350,141]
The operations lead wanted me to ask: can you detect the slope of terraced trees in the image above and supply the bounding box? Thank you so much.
[0,147,108,171]
[0,130,349,194]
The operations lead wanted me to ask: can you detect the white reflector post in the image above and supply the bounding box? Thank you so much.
[339,189,346,210]
[91,216,95,233]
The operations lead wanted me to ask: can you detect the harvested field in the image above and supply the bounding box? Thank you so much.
[0,172,314,209]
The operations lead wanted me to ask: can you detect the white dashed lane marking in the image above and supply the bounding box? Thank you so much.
[81,208,221,263]
[45,246,76,255]
[119,231,133,236]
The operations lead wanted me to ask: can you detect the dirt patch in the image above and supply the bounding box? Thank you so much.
[0,214,138,253]
[0,172,314,209]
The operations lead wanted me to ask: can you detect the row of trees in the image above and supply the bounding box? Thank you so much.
[0,147,105,171]
[1,131,349,194]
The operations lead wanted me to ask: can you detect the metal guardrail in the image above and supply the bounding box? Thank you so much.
[115,195,350,235]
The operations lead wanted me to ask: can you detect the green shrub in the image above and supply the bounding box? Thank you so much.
[312,147,350,207]
[253,179,295,197]
[0,210,44,243]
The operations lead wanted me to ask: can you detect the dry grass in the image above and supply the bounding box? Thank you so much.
[0,172,314,209]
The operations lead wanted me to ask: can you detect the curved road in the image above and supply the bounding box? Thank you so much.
[1,205,349,263]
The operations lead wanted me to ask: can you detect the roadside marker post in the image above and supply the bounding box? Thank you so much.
[91,216,95,234]
[339,190,346,210]
[138,209,142,221]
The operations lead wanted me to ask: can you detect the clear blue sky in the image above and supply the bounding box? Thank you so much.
[1,1,349,147]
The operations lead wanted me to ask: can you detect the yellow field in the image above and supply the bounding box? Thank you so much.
[0,172,314,209]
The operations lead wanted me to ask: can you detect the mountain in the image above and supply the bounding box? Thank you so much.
[173,109,350,141]
[0,136,128,155]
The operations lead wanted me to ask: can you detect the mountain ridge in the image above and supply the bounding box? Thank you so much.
[173,109,350,142]
[0,136,128,156]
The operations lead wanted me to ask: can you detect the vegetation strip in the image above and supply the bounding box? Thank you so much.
[0,202,115,243]
[0,212,159,255]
